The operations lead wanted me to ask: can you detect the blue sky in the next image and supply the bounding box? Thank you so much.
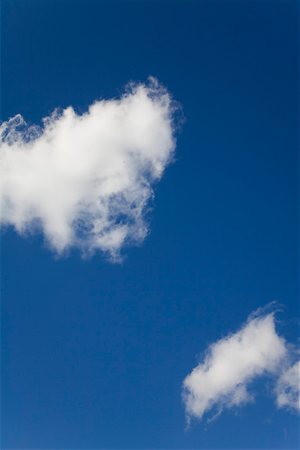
[1,0,299,449]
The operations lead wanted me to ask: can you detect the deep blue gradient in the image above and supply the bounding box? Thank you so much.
[1,0,298,448]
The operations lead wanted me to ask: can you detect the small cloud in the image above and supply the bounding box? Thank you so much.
[0,78,177,260]
[182,310,290,423]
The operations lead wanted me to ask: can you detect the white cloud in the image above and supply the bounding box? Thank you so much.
[0,78,176,259]
[275,361,300,412]
[182,311,289,422]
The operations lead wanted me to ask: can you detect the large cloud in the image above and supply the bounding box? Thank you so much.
[182,311,291,422]
[0,79,176,259]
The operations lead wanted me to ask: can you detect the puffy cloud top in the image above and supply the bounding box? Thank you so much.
[0,79,176,259]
